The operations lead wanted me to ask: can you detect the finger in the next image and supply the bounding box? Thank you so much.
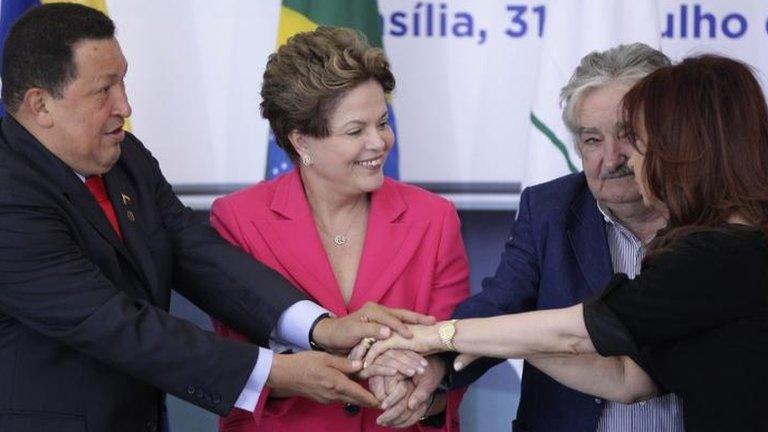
[408,366,443,409]
[398,350,430,369]
[384,374,402,395]
[326,355,364,374]
[364,340,398,368]
[392,400,419,426]
[408,386,431,410]
[369,376,387,401]
[393,405,426,428]
[332,375,379,407]
[381,381,409,410]
[386,306,437,326]
[348,342,367,361]
[374,352,419,377]
[349,321,392,341]
[408,373,438,409]
[364,303,423,338]
[358,364,398,379]
[381,350,427,375]
[377,396,408,425]
[453,353,481,372]
[368,310,413,339]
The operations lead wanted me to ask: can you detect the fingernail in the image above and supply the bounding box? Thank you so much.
[420,359,428,367]
[351,360,361,368]
[407,369,415,376]
[379,327,389,337]
[454,361,463,371]
[381,402,388,409]
[363,361,369,369]
[417,367,425,374]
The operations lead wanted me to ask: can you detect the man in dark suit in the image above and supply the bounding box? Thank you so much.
[448,45,685,432]
[0,4,430,431]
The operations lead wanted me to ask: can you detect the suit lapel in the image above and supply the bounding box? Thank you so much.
[251,175,429,314]
[0,118,146,281]
[251,172,348,315]
[348,180,429,310]
[103,168,158,303]
[566,185,613,293]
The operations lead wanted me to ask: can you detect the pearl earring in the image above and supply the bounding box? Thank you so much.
[301,154,312,166]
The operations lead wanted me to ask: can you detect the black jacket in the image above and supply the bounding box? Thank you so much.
[0,116,305,432]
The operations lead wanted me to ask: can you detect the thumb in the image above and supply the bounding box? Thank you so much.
[407,362,443,409]
[347,321,392,342]
[348,341,367,361]
[453,353,480,372]
[407,379,434,410]
[363,340,392,369]
[327,355,364,374]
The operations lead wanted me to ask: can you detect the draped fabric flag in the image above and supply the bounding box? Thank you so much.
[523,0,660,187]
[0,0,40,117]
[265,0,400,180]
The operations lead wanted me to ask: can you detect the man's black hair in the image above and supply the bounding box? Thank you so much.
[1,3,115,113]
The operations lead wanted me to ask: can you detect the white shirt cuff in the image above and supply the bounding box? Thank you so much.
[272,300,330,350]
[233,347,273,411]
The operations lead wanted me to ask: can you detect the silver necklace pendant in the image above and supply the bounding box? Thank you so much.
[333,234,348,246]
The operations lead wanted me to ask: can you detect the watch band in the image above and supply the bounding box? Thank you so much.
[308,312,331,351]
[418,391,446,428]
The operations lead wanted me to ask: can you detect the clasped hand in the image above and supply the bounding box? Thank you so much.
[267,303,437,409]
[349,339,447,427]
[362,321,482,374]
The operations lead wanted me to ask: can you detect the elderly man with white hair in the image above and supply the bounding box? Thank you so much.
[448,43,685,432]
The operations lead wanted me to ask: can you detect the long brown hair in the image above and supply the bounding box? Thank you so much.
[622,55,768,261]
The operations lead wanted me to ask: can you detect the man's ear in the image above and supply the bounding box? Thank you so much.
[20,87,54,128]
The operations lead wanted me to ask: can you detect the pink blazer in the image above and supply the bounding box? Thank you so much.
[210,170,469,432]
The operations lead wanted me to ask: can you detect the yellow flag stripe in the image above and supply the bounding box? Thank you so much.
[41,0,108,14]
[276,5,317,47]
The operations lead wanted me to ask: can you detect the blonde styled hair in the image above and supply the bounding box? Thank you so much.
[260,26,395,161]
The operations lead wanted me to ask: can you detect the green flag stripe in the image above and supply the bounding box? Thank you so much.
[282,0,383,47]
[530,112,578,173]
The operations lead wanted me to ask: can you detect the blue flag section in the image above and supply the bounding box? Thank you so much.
[384,102,400,179]
[264,101,400,180]
[0,0,40,117]
[265,131,293,180]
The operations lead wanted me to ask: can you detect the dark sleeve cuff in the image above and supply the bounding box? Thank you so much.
[583,274,640,358]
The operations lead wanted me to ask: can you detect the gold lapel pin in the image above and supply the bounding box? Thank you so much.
[121,193,132,206]
[126,210,136,222]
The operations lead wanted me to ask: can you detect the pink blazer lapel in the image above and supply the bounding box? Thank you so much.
[349,180,429,310]
[250,172,348,315]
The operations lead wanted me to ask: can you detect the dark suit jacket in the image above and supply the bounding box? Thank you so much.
[452,173,614,432]
[0,117,305,432]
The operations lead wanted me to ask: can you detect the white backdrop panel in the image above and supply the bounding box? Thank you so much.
[100,1,768,186]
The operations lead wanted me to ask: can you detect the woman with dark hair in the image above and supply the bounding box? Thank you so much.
[364,55,768,432]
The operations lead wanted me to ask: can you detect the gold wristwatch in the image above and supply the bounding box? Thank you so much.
[438,319,459,351]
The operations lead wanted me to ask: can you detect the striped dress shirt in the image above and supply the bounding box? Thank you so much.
[595,205,685,432]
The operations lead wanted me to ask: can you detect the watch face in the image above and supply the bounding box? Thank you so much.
[439,323,455,340]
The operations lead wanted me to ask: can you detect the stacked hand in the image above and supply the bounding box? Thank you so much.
[312,302,437,353]
[350,336,447,427]
[361,321,483,373]
[267,303,436,409]
[363,322,446,367]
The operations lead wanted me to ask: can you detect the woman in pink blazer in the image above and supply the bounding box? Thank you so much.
[210,27,469,431]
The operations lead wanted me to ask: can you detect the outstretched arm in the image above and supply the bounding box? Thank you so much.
[528,355,657,404]
[364,304,594,365]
